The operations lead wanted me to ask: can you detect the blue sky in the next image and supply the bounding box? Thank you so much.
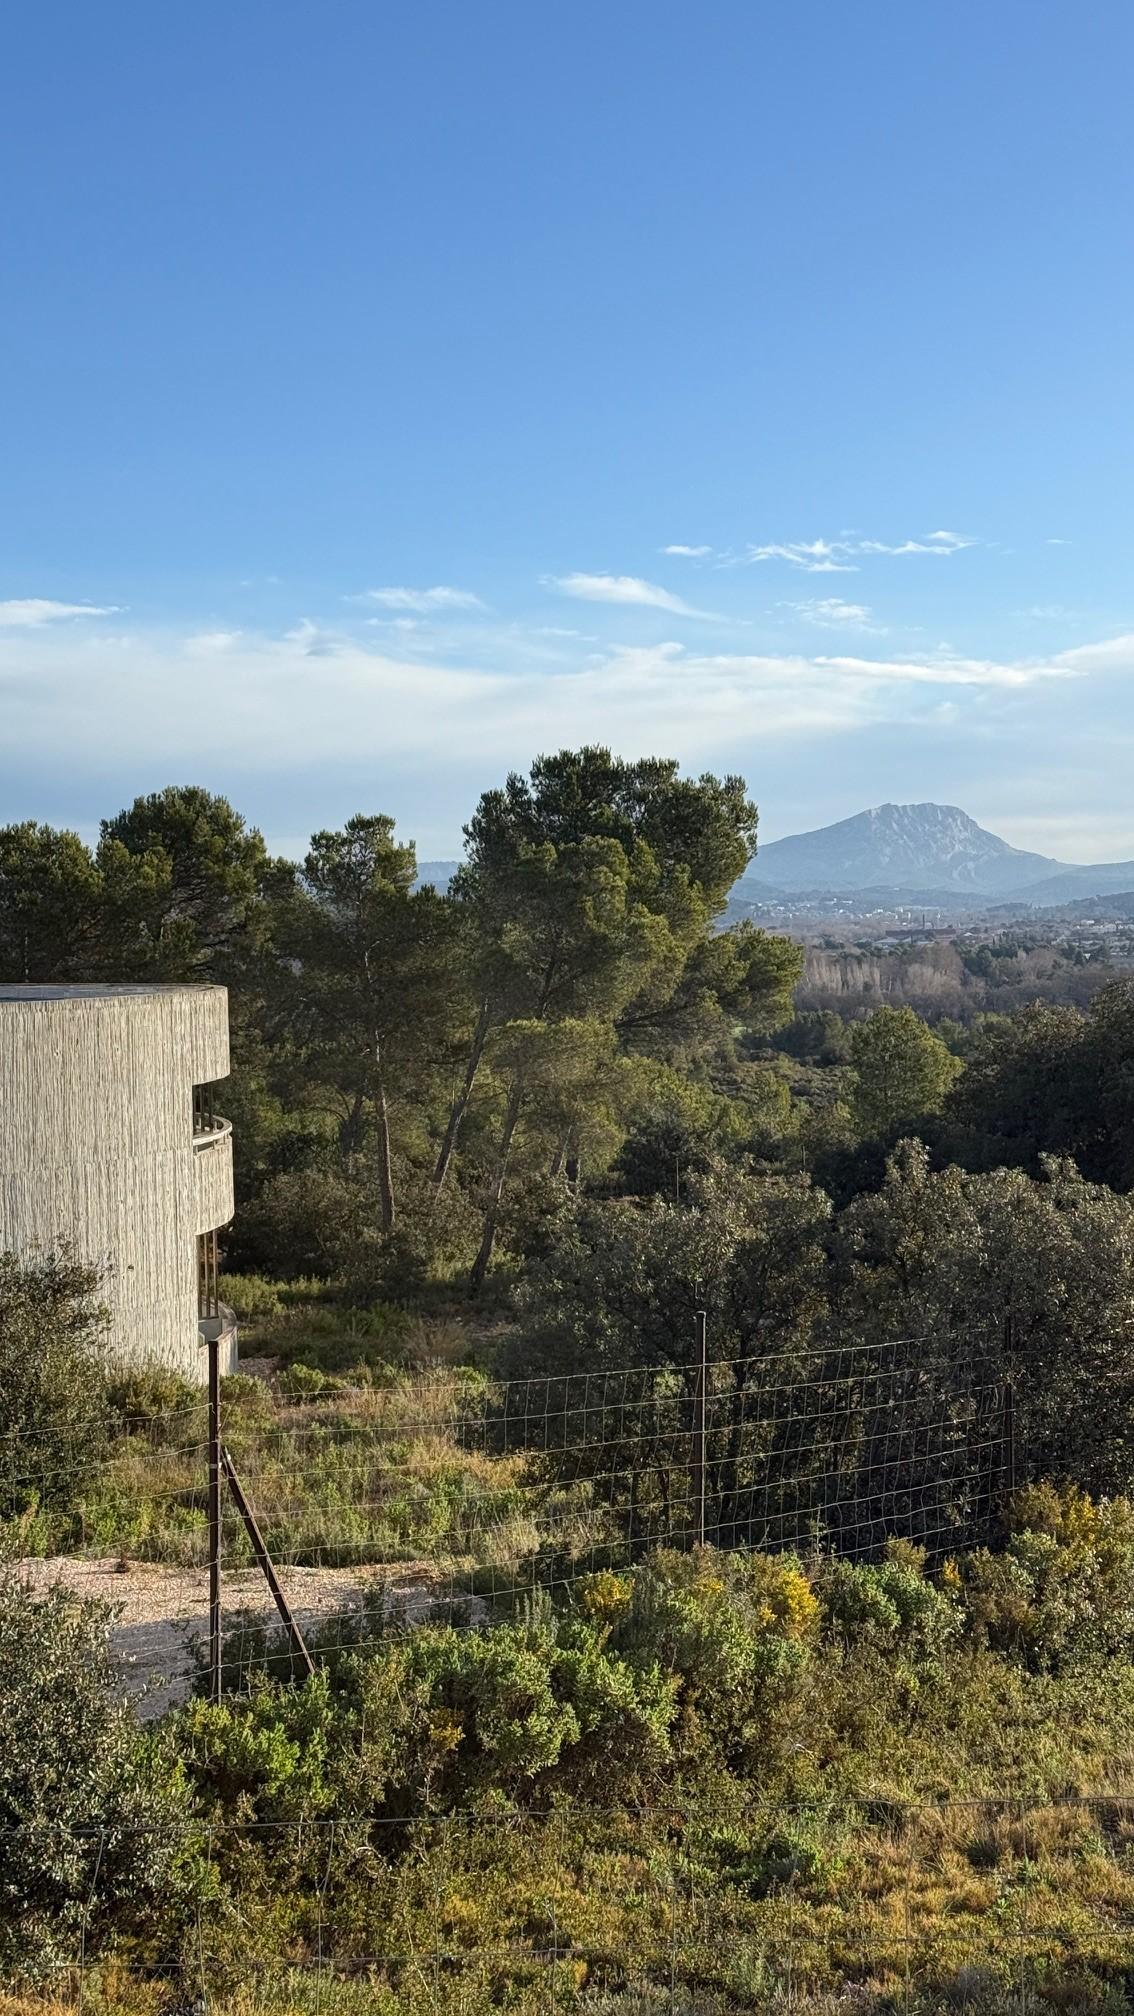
[3,2,1133,862]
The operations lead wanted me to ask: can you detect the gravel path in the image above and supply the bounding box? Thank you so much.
[19,1555,462,1718]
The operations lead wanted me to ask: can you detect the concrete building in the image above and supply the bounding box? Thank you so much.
[0,983,236,1378]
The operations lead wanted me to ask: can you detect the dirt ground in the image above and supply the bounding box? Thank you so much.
[19,1554,459,1717]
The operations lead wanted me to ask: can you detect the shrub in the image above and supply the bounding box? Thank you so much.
[187,1610,676,1828]
[237,1167,370,1280]
[169,1670,369,1955]
[577,1569,634,1628]
[106,1364,203,1444]
[0,1577,201,1977]
[218,1370,278,1432]
[376,1614,676,1804]
[962,1483,1134,1667]
[747,1551,822,1642]
[277,1360,341,1401]
[175,1670,340,1822]
[218,1271,285,1322]
[817,1541,960,1660]
[0,1250,110,1517]
[611,1547,814,1762]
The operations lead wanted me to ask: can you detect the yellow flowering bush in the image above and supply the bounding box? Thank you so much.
[745,1555,821,1643]
[427,1708,465,1753]
[577,1570,633,1627]
[965,1483,1134,1666]
[609,1546,816,1767]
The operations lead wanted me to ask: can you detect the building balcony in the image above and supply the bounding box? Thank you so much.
[193,1110,234,1233]
[193,1111,233,1150]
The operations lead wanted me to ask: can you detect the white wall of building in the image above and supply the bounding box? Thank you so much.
[0,984,233,1379]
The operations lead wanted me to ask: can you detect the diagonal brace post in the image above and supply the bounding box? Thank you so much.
[219,1443,315,1680]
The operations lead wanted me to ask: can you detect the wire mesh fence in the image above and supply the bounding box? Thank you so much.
[3,1336,1013,1706]
[8,1796,1134,2012]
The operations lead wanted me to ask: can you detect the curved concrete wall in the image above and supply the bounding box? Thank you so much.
[194,1124,235,1236]
[0,984,232,1380]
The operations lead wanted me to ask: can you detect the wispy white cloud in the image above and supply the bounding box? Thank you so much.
[805,648,1070,690]
[0,598,120,627]
[745,540,858,574]
[858,530,975,556]
[661,543,711,558]
[741,529,976,572]
[1046,633,1134,679]
[783,597,879,631]
[352,585,486,612]
[545,572,721,618]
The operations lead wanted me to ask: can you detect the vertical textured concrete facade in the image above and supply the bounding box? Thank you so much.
[0,984,234,1379]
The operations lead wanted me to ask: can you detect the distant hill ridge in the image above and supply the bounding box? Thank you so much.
[741,802,1134,903]
[415,859,460,892]
[416,808,1134,908]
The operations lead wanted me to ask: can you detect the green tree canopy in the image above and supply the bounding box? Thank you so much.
[0,823,104,982]
[833,1139,1134,1491]
[97,784,282,980]
[450,748,789,1284]
[281,814,469,1231]
[849,1005,962,1138]
[509,1165,831,1384]
[943,981,1134,1191]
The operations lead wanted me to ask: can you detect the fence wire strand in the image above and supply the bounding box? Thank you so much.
[5,1337,1013,1706]
[9,1797,1134,2010]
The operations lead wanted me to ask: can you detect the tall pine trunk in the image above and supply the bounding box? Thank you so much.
[339,1086,365,1159]
[375,1074,396,1233]
[470,1078,524,1291]
[433,998,490,1197]
[368,1006,394,1233]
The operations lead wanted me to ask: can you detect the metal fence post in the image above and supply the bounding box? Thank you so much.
[207,1328,222,1702]
[1004,1377,1017,1500]
[692,1309,707,1548]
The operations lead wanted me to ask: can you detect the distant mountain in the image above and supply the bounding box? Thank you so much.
[415,859,460,893]
[1025,890,1134,922]
[1003,861,1134,905]
[742,804,1061,898]
[414,816,1134,911]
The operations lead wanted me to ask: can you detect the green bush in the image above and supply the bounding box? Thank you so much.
[219,1369,277,1423]
[277,1360,341,1400]
[219,1270,286,1321]
[176,1669,340,1822]
[818,1541,960,1661]
[611,1547,815,1762]
[180,1609,676,1832]
[0,1577,202,1977]
[107,1364,203,1442]
[353,1613,676,1807]
[0,1249,110,1516]
[237,1166,371,1280]
[962,1483,1134,1668]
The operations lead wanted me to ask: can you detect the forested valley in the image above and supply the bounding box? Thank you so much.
[7,751,1134,2013]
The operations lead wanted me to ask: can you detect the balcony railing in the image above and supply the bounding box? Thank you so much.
[193,1084,231,1151]
[198,1226,221,1319]
[192,1112,232,1150]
